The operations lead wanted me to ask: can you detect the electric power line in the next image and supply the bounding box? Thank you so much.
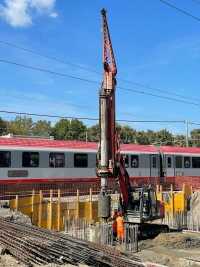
[0,90,190,121]
[0,110,185,123]
[1,59,200,107]
[159,0,200,21]
[193,0,200,4]
[0,91,97,110]
[0,59,99,85]
[187,122,200,126]
[1,40,200,103]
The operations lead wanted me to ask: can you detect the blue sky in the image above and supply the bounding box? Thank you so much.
[0,0,200,137]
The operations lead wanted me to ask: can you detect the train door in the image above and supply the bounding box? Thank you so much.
[150,155,159,177]
[165,154,175,178]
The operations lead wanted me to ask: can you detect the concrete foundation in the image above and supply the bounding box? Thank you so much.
[89,222,101,244]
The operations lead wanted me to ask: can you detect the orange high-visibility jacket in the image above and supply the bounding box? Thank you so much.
[116,216,124,229]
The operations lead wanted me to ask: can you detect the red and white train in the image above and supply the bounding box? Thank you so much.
[0,137,200,192]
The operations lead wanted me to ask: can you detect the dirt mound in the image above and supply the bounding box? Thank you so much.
[139,232,200,250]
[152,232,200,249]
[189,190,200,213]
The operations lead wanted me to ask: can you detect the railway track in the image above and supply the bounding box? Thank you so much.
[0,218,144,267]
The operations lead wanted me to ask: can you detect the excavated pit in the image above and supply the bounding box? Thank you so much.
[0,191,200,267]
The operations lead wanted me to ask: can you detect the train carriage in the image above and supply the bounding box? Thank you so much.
[0,137,200,193]
[158,146,200,179]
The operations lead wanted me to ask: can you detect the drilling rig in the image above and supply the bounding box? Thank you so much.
[96,8,122,219]
[96,8,168,236]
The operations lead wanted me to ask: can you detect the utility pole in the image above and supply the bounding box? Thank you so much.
[185,119,188,147]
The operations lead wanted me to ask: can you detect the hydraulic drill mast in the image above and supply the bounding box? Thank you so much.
[96,9,130,218]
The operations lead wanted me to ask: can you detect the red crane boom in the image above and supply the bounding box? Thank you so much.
[96,9,130,218]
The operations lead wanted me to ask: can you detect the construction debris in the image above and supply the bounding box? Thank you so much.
[0,201,32,225]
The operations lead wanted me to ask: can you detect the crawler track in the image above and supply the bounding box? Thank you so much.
[0,218,144,267]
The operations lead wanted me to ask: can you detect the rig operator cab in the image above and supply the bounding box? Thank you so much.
[125,187,165,224]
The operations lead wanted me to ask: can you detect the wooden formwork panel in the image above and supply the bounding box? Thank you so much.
[9,189,116,231]
[9,195,40,209]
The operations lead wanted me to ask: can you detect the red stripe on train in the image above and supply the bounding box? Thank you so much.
[0,176,198,183]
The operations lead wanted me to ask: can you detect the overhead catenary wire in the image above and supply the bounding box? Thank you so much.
[193,0,200,4]
[0,40,200,103]
[0,90,191,121]
[0,110,185,123]
[159,0,200,21]
[1,59,200,107]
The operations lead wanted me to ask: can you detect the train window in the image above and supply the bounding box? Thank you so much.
[153,157,156,168]
[192,157,200,168]
[122,154,129,167]
[22,152,39,167]
[74,154,88,167]
[184,157,190,168]
[175,156,182,168]
[167,157,171,168]
[131,155,139,168]
[49,153,65,167]
[0,151,11,167]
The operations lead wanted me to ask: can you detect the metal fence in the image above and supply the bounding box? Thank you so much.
[100,222,114,246]
[100,222,138,253]
[0,181,120,201]
[186,211,200,232]
[62,217,90,240]
[61,218,139,252]
[160,211,200,232]
[124,224,138,253]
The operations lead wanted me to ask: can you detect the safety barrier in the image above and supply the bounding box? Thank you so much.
[124,224,138,253]
[0,180,120,200]
[100,222,138,252]
[100,222,114,246]
[62,217,90,240]
[159,210,200,233]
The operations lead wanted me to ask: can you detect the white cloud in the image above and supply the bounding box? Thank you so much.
[49,12,57,18]
[0,0,57,27]
[30,0,55,13]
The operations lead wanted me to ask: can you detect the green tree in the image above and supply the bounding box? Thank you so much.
[6,116,33,136]
[155,129,174,146]
[86,123,122,142]
[146,129,156,145]
[135,131,149,145]
[87,124,99,142]
[190,129,200,147]
[0,117,7,136]
[51,119,70,140]
[32,120,52,137]
[173,134,186,147]
[66,119,87,141]
[119,125,136,144]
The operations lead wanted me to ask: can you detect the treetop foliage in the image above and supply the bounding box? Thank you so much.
[1,116,200,147]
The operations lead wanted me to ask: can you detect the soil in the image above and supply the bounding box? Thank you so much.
[138,232,200,250]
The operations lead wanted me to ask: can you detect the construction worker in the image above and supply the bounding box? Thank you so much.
[116,211,124,244]
[112,209,118,238]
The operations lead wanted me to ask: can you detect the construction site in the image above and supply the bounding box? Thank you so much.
[0,184,200,267]
[0,5,200,267]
